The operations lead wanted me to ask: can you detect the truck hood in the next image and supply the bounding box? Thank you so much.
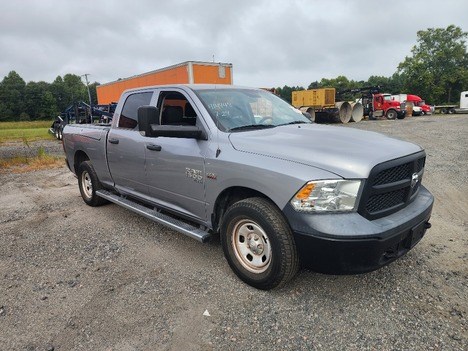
[228,124,422,178]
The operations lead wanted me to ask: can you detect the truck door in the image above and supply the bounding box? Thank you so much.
[144,89,208,221]
[373,95,384,117]
[107,91,154,197]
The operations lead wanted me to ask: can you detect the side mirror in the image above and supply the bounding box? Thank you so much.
[150,125,205,139]
[138,105,159,136]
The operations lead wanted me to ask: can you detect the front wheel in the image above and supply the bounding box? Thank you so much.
[220,197,299,290]
[78,161,108,207]
[386,110,397,120]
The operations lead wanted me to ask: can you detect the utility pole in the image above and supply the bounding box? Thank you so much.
[81,74,93,123]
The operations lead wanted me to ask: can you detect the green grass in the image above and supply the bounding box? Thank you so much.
[0,121,55,143]
[0,120,52,129]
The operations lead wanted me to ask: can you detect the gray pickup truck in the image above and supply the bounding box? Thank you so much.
[62,84,433,290]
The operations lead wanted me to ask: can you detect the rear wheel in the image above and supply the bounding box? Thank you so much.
[220,197,299,290]
[386,110,397,120]
[78,161,108,207]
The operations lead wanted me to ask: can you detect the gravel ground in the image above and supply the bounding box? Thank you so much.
[0,115,467,351]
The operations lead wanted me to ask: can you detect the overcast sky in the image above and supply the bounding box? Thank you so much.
[1,0,467,88]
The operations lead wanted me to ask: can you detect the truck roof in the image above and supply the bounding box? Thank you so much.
[121,84,260,95]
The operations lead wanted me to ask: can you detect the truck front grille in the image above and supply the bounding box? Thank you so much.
[358,152,426,220]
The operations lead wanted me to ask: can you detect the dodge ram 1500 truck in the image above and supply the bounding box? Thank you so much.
[62,84,433,290]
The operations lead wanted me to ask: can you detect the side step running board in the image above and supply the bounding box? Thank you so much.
[96,190,211,243]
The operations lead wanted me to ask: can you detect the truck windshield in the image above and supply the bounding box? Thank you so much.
[196,88,311,132]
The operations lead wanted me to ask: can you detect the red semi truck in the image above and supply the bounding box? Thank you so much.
[357,91,405,120]
[391,94,433,115]
[340,87,406,120]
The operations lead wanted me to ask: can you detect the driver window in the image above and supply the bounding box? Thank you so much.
[158,91,197,126]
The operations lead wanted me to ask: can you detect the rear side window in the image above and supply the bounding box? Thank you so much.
[118,92,153,129]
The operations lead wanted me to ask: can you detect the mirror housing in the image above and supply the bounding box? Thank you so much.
[150,125,205,139]
[138,105,159,136]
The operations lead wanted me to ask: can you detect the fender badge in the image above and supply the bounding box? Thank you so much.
[206,173,217,180]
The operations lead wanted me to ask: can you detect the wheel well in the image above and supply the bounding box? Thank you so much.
[211,187,272,233]
[74,150,89,174]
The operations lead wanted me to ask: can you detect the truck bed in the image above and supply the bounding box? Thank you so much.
[62,124,112,183]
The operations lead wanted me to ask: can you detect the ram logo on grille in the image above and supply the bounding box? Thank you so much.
[411,173,419,188]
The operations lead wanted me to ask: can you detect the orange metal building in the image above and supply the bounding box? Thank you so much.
[96,61,233,104]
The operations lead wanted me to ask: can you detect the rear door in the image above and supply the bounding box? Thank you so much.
[107,91,154,197]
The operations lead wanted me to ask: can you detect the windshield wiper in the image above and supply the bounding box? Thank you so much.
[229,124,277,132]
[277,121,310,126]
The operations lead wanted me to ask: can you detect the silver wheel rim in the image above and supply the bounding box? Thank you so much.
[81,171,93,199]
[232,219,272,273]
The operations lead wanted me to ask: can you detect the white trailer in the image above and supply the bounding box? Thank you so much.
[439,91,468,114]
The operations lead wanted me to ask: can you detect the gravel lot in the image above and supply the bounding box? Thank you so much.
[0,115,467,350]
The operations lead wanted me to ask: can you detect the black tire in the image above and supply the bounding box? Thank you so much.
[397,112,406,120]
[58,127,63,140]
[386,109,397,120]
[220,197,299,290]
[77,161,108,207]
[54,127,60,140]
[448,108,455,114]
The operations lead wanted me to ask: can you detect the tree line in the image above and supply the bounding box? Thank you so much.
[0,72,100,122]
[0,25,466,122]
[275,74,404,103]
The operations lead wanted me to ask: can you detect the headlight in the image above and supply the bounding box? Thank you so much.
[290,180,362,213]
